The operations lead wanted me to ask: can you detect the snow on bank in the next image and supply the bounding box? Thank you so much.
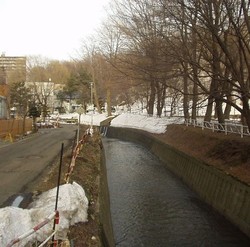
[111,113,183,134]
[52,113,111,126]
[0,182,88,246]
[79,113,111,126]
[53,112,183,134]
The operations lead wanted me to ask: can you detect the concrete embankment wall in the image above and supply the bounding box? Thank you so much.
[106,126,250,238]
[100,145,115,247]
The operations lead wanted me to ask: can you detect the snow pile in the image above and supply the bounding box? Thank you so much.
[111,113,181,134]
[0,182,88,247]
[0,207,32,246]
[53,112,183,134]
[79,113,110,126]
[52,112,110,126]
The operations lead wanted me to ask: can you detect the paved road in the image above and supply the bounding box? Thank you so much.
[0,124,77,206]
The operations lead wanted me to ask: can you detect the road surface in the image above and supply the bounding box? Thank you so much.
[0,124,77,206]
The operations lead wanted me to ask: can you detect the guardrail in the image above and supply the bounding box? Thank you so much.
[65,128,92,184]
[185,119,250,138]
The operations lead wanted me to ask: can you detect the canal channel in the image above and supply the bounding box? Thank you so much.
[102,137,250,247]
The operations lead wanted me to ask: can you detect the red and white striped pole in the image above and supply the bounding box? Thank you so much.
[52,210,60,247]
[6,211,58,247]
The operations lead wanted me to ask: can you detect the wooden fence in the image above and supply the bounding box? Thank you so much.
[0,118,33,141]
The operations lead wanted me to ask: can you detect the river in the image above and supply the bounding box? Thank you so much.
[102,138,250,247]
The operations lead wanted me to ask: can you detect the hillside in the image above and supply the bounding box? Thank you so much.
[154,124,250,185]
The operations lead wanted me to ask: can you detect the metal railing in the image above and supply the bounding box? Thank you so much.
[185,119,250,138]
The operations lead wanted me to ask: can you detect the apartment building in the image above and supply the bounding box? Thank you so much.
[0,76,9,119]
[0,53,26,84]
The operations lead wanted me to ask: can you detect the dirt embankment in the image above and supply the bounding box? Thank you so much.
[154,124,250,185]
[32,128,102,246]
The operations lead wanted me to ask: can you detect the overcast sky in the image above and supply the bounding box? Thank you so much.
[0,0,111,61]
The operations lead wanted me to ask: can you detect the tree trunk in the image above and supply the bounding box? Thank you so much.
[215,98,225,125]
[147,80,156,116]
[183,66,190,120]
[204,96,213,122]
[191,83,198,120]
[224,97,232,120]
[156,95,162,117]
[191,14,198,120]
[106,87,112,116]
[170,97,176,117]
[242,95,250,131]
[156,82,166,117]
[93,82,101,114]
[32,116,37,133]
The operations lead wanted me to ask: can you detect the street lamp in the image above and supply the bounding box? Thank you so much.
[76,106,84,143]
[90,82,94,133]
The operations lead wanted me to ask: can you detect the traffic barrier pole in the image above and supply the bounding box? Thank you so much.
[6,211,57,247]
[51,143,64,247]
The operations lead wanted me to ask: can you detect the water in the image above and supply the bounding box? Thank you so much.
[103,138,250,247]
[11,195,24,207]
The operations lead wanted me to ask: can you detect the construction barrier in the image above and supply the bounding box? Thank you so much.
[65,128,92,184]
[6,210,59,247]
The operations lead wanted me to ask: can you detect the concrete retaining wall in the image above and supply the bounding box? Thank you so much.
[106,126,250,238]
[100,145,115,247]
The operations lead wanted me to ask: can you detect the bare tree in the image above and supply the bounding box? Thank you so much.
[26,56,50,82]
[26,81,54,121]
[80,38,102,113]
[164,0,250,130]
[109,0,177,116]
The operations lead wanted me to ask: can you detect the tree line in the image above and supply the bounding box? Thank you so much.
[80,0,250,130]
[9,0,250,131]
[103,0,250,128]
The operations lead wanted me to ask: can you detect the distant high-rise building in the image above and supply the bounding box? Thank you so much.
[0,53,26,84]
